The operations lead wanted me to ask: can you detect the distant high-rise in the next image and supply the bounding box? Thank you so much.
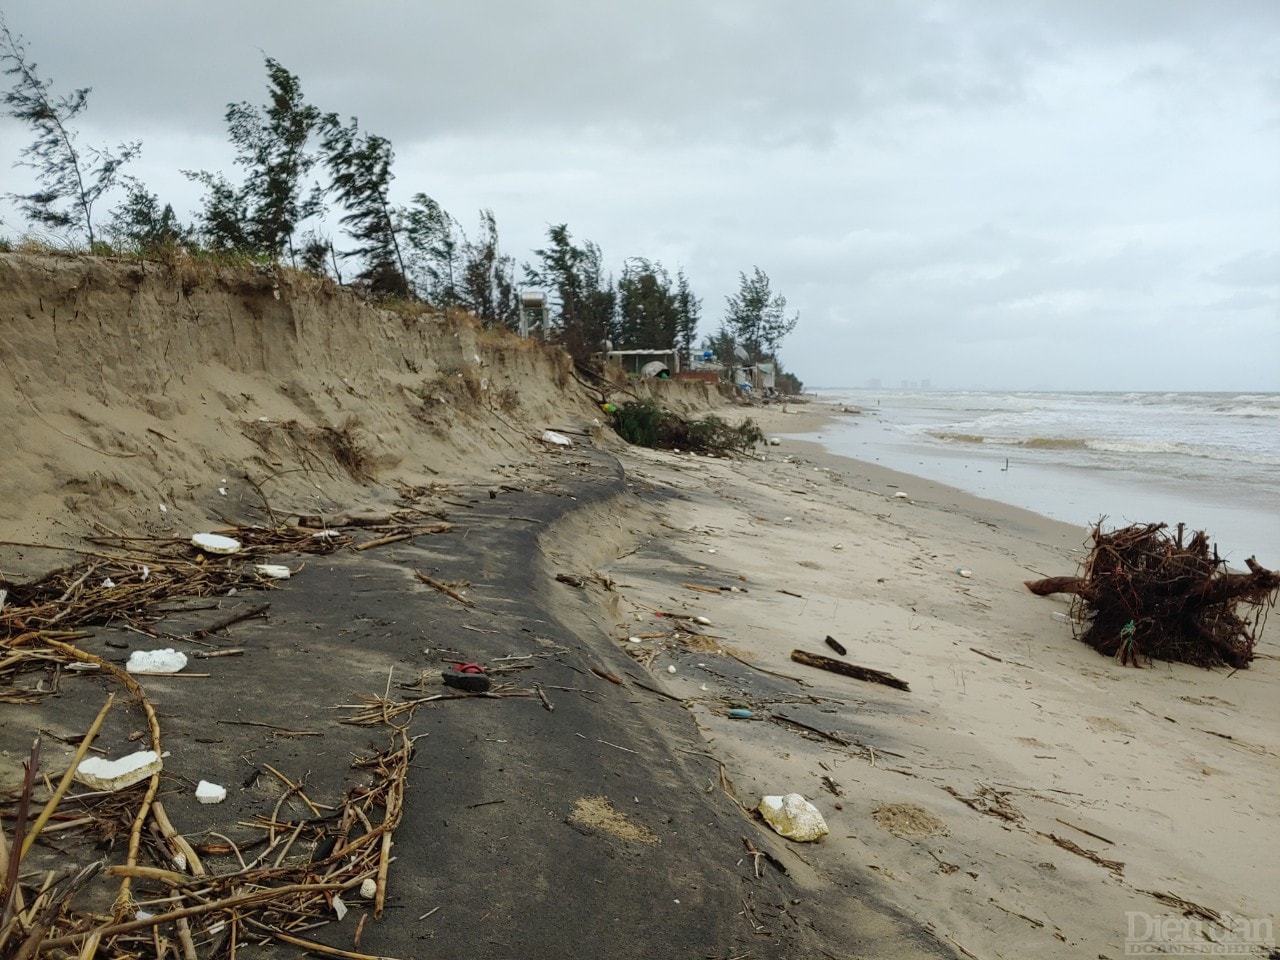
[865,378,882,389]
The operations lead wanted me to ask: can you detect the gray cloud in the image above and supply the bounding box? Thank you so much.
[1,0,1276,390]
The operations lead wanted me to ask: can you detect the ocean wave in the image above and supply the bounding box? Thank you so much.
[929,431,1088,450]
[925,430,1280,465]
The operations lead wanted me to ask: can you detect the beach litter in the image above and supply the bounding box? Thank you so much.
[757,793,829,842]
[791,648,910,691]
[541,429,574,446]
[195,779,227,804]
[191,532,241,555]
[126,648,188,674]
[1025,521,1279,668]
[74,750,162,792]
[442,662,491,692]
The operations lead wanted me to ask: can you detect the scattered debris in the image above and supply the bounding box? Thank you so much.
[74,750,162,792]
[790,649,910,691]
[190,532,242,555]
[590,666,623,685]
[195,780,227,804]
[442,662,491,693]
[416,570,474,607]
[541,430,574,446]
[1025,522,1278,667]
[757,793,829,842]
[125,648,188,674]
[609,398,764,455]
[1041,832,1125,874]
[823,635,847,656]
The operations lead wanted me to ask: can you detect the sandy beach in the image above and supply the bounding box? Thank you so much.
[582,399,1278,959]
[2,254,1274,958]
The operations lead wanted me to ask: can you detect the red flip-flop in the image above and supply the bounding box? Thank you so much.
[442,662,491,692]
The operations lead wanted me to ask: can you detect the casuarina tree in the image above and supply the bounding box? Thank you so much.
[524,224,617,361]
[724,266,797,361]
[186,57,323,260]
[320,114,410,298]
[107,178,192,253]
[0,14,139,247]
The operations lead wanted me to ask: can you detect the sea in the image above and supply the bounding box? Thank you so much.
[799,390,1280,569]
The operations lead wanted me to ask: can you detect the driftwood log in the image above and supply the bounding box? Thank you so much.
[1026,522,1278,668]
[790,649,910,691]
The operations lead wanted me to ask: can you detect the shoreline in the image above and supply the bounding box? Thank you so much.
[596,397,1277,958]
[796,392,1280,570]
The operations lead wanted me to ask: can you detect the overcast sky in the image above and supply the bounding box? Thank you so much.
[2,1,1276,391]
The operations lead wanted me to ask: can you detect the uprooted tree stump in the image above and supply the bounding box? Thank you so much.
[1025,522,1278,669]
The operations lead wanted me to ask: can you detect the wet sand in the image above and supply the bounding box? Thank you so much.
[583,399,1278,959]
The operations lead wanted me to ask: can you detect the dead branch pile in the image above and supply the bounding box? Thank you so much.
[1,726,412,959]
[0,515,440,957]
[1026,522,1279,668]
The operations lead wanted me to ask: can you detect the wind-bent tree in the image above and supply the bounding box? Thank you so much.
[320,114,410,298]
[0,15,139,246]
[186,57,323,260]
[403,193,462,305]
[723,266,797,361]
[457,209,518,329]
[524,224,616,360]
[107,178,192,253]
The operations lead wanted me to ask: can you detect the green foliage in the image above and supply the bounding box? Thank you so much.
[617,258,678,350]
[617,258,704,363]
[612,398,668,447]
[0,14,139,247]
[403,193,461,304]
[319,114,410,298]
[524,224,617,360]
[724,266,797,362]
[107,178,193,254]
[673,268,701,364]
[185,57,323,260]
[457,209,519,329]
[611,399,762,455]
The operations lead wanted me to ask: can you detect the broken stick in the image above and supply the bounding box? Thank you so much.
[192,602,270,639]
[415,571,474,607]
[789,649,909,692]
